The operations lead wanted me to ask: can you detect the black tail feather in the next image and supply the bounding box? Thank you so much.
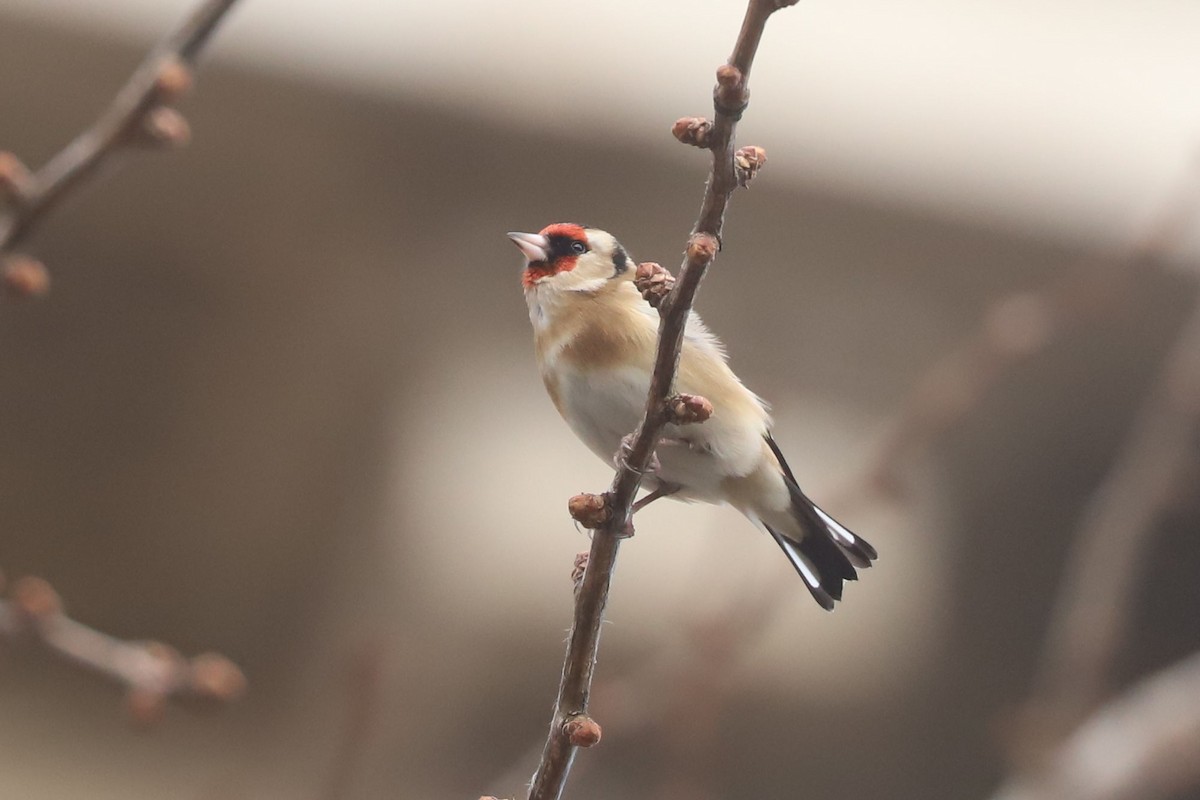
[767,526,837,611]
[811,503,878,568]
[764,434,879,609]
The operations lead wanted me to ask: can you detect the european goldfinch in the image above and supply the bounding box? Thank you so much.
[508,223,877,609]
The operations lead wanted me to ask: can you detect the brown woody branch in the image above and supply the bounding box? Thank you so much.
[0,0,243,298]
[523,2,795,799]
[0,573,245,724]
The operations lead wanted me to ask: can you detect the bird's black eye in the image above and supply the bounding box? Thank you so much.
[570,241,588,255]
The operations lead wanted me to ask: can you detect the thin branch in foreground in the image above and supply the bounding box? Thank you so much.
[0,0,243,298]
[523,3,796,799]
[0,574,246,724]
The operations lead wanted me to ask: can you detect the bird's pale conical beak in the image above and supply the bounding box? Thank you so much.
[507,231,550,264]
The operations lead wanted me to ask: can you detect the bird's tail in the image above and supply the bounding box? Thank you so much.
[764,436,878,610]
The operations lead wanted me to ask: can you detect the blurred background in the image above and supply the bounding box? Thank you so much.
[1,1,1199,798]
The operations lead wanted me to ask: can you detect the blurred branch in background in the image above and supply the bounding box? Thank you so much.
[0,0,242,299]
[0,0,245,725]
[864,155,1200,496]
[318,640,385,800]
[1019,160,1200,738]
[997,206,1200,793]
[523,2,790,799]
[0,573,245,724]
[993,650,1200,800]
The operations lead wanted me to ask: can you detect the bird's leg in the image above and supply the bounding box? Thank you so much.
[615,434,695,476]
[632,483,681,514]
[615,433,686,515]
[615,433,661,476]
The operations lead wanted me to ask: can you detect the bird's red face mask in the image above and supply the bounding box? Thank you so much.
[508,223,590,288]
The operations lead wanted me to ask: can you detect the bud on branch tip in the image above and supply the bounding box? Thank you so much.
[714,64,748,115]
[716,64,743,88]
[190,652,249,701]
[634,261,675,309]
[672,117,713,149]
[139,107,191,148]
[562,714,602,747]
[686,233,720,264]
[126,688,168,727]
[568,493,610,529]
[11,575,63,620]
[3,256,50,299]
[0,151,32,201]
[665,393,714,424]
[153,58,194,104]
[735,145,767,187]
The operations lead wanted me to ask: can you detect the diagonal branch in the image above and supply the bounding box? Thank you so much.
[1008,290,1200,754]
[0,0,246,724]
[0,0,243,296]
[0,574,245,724]
[525,2,797,799]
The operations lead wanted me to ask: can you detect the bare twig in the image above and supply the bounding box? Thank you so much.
[0,0,243,296]
[1002,291,1200,758]
[524,3,795,799]
[991,650,1200,800]
[0,574,245,724]
[1018,166,1200,732]
[864,156,1200,497]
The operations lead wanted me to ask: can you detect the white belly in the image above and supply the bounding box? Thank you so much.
[552,363,757,502]
[555,363,647,463]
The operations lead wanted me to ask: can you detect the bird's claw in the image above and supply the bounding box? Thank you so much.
[615,434,696,476]
[615,433,661,476]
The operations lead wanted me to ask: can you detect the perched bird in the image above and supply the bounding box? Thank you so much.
[508,223,876,609]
